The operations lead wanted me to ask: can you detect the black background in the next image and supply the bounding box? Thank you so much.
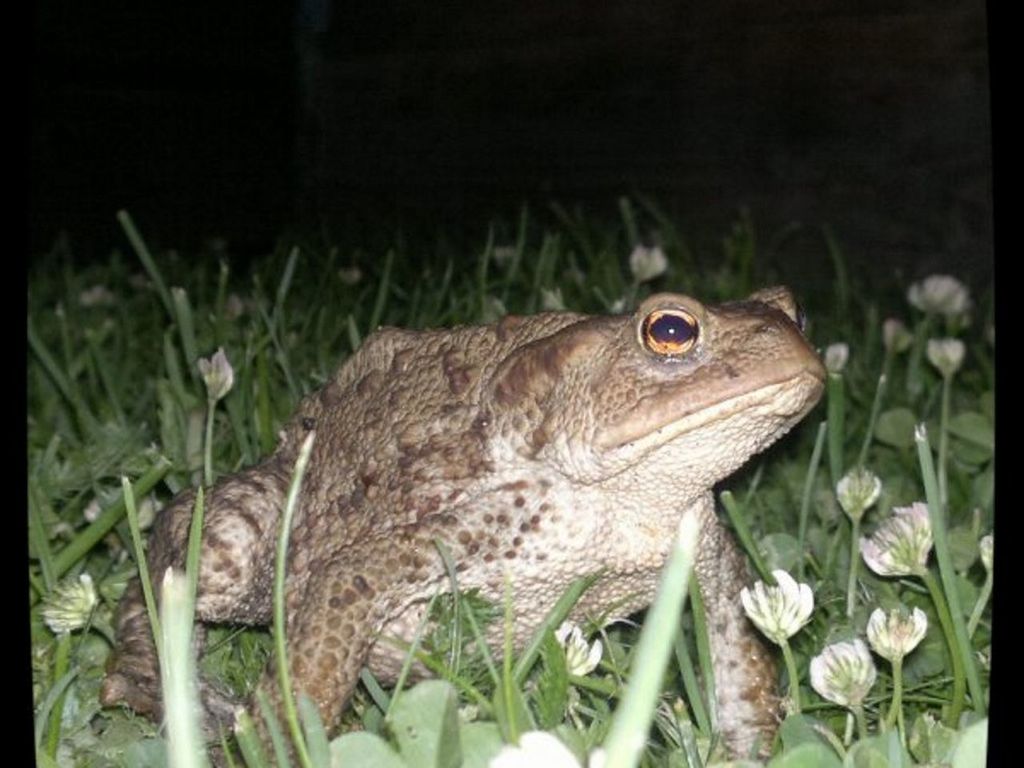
[32,0,992,283]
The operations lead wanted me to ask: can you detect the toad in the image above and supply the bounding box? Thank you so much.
[102,287,825,757]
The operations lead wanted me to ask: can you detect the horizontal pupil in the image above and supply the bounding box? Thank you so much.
[653,315,694,344]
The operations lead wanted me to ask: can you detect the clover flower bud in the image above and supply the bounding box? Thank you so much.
[861,502,933,577]
[907,275,971,316]
[628,245,668,283]
[42,574,97,634]
[337,266,362,285]
[882,318,913,354]
[866,606,928,663]
[79,284,115,307]
[198,347,234,402]
[926,338,965,377]
[979,534,993,574]
[490,731,581,768]
[836,468,882,523]
[810,639,877,708]
[824,343,849,374]
[541,287,566,312]
[555,621,603,677]
[740,570,814,645]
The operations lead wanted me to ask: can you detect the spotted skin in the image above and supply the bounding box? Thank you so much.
[102,287,824,757]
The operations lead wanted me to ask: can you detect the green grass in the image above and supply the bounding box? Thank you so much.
[28,203,992,766]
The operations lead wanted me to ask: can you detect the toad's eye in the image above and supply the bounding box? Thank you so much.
[795,302,808,333]
[640,308,699,357]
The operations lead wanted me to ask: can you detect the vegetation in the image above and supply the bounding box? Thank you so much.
[29,202,992,766]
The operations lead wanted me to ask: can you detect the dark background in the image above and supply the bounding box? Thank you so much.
[32,1,992,282]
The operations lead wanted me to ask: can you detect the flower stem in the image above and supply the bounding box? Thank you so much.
[967,572,993,639]
[885,656,905,735]
[797,421,828,581]
[938,374,952,511]
[915,429,986,719]
[852,705,868,740]
[845,516,862,618]
[856,368,889,468]
[827,372,845,488]
[921,569,966,725]
[780,639,802,714]
[204,398,216,488]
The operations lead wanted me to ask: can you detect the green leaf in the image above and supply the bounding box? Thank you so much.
[979,391,994,423]
[947,526,980,572]
[947,412,993,451]
[779,713,835,751]
[874,408,917,448]
[459,722,505,768]
[768,741,843,768]
[972,465,993,511]
[844,732,912,768]
[298,693,330,768]
[533,630,569,729]
[908,713,958,764]
[951,439,992,466]
[329,732,407,768]
[387,680,461,768]
[157,379,186,468]
[952,717,987,768]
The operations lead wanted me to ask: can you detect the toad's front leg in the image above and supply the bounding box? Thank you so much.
[694,514,781,758]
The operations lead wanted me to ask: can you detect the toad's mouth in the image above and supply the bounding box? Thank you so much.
[595,366,825,453]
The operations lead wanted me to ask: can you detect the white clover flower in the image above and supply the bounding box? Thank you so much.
[42,574,97,634]
[492,246,518,269]
[224,293,246,320]
[810,639,876,708]
[541,287,566,312]
[337,266,363,286]
[882,318,913,354]
[198,347,234,402]
[979,534,993,574]
[83,498,102,523]
[907,275,971,317]
[609,297,627,314]
[740,570,814,645]
[824,343,849,373]
[926,338,965,377]
[977,646,990,672]
[628,245,668,283]
[860,502,933,577]
[566,267,587,288]
[555,621,603,677]
[835,468,882,522]
[866,606,928,663]
[79,284,115,307]
[490,731,581,768]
